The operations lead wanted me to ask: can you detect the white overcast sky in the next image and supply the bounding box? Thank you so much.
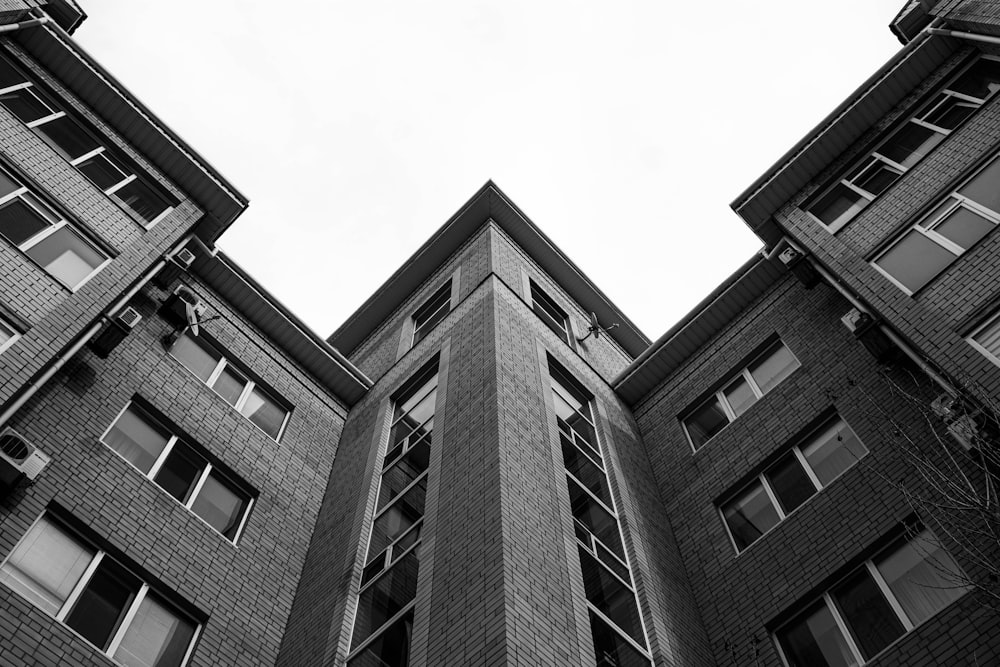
[77,0,905,342]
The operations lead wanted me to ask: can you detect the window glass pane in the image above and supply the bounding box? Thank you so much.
[0,319,14,349]
[579,548,644,644]
[875,530,966,626]
[347,609,413,667]
[113,178,172,224]
[211,365,247,406]
[723,376,757,418]
[65,559,140,651]
[369,478,426,562]
[932,206,994,250]
[351,549,419,646]
[948,58,1000,100]
[152,443,205,504]
[590,610,649,667]
[0,168,20,199]
[0,57,26,88]
[569,478,625,559]
[808,183,868,228]
[0,87,55,124]
[0,518,94,616]
[848,159,901,197]
[113,593,196,667]
[104,405,171,474]
[877,122,945,169]
[922,96,977,130]
[802,421,867,487]
[190,473,248,540]
[25,225,106,289]
[684,396,729,449]
[170,334,220,383]
[0,198,49,247]
[239,386,287,439]
[553,389,599,455]
[875,230,956,293]
[973,315,1000,361]
[561,434,612,506]
[533,284,571,343]
[35,114,101,160]
[378,439,430,514]
[777,601,859,667]
[749,344,799,395]
[958,156,1000,215]
[722,483,779,551]
[766,453,816,514]
[78,152,129,191]
[833,567,905,659]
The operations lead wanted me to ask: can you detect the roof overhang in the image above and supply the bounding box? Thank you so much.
[12,18,248,239]
[730,31,959,244]
[613,253,787,407]
[328,182,651,358]
[193,251,372,407]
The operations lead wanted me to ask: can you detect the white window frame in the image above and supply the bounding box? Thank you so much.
[807,55,1000,233]
[0,514,201,667]
[719,418,867,554]
[0,168,110,291]
[871,158,1000,295]
[968,310,1000,369]
[682,341,801,452]
[100,402,254,544]
[169,334,291,441]
[772,528,968,667]
[0,315,20,354]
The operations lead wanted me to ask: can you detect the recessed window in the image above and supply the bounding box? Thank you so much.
[531,280,572,345]
[0,53,176,227]
[969,310,1000,369]
[683,341,800,450]
[806,57,1000,232]
[0,314,19,354]
[169,333,290,440]
[410,280,451,346]
[775,528,967,666]
[720,417,867,552]
[102,402,254,542]
[0,515,199,666]
[0,164,109,290]
[873,154,1000,294]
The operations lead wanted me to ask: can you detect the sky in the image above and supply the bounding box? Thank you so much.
[75,0,906,342]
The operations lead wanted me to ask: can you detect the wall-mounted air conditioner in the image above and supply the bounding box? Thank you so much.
[0,428,50,493]
[152,247,197,289]
[90,306,143,358]
[161,285,208,334]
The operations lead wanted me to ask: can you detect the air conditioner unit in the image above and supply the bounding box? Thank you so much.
[931,393,961,420]
[152,248,197,289]
[0,428,50,492]
[947,413,979,451]
[840,308,898,363]
[161,285,208,334]
[89,306,143,359]
[777,246,820,289]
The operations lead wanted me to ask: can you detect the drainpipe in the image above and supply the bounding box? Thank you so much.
[0,17,48,34]
[927,27,1000,47]
[0,234,195,429]
[776,237,957,396]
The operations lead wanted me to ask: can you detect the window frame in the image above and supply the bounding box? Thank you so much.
[805,55,1000,233]
[100,401,255,544]
[968,308,1000,369]
[168,332,292,441]
[530,279,573,346]
[0,513,201,666]
[682,341,801,452]
[0,163,111,291]
[410,280,452,347]
[871,154,1000,295]
[0,314,20,354]
[718,417,868,554]
[772,528,968,667]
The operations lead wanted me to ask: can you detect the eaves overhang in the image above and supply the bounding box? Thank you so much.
[11,19,248,239]
[612,253,786,407]
[730,31,958,241]
[192,252,372,408]
[327,181,651,358]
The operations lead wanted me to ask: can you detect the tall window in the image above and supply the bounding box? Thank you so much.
[101,402,255,542]
[531,280,572,345]
[0,53,176,226]
[347,357,438,667]
[720,417,867,552]
[0,515,199,667]
[873,154,1000,294]
[682,341,800,450]
[169,333,290,440]
[548,356,652,667]
[0,163,109,290]
[806,57,1000,231]
[411,280,452,346]
[774,528,967,666]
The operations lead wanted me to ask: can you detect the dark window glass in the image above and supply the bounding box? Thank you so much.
[875,229,955,292]
[190,473,248,539]
[684,397,729,448]
[561,434,611,505]
[849,159,901,197]
[369,478,426,560]
[411,282,451,345]
[78,152,129,191]
[65,559,140,650]
[722,483,779,550]
[590,610,649,667]
[113,178,172,224]
[0,198,49,246]
[0,87,54,123]
[34,114,101,160]
[569,478,624,559]
[777,601,856,667]
[0,57,26,88]
[922,96,977,130]
[948,58,1000,100]
[153,443,205,504]
[878,122,945,169]
[958,156,1000,215]
[347,609,413,667]
[553,389,599,455]
[532,281,571,343]
[378,439,430,514]
[833,568,905,659]
[351,549,419,646]
[579,548,644,644]
[766,453,815,515]
[808,182,868,228]
[932,206,993,250]
[0,169,19,199]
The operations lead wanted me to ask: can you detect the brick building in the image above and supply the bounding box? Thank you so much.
[2,1,1000,666]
